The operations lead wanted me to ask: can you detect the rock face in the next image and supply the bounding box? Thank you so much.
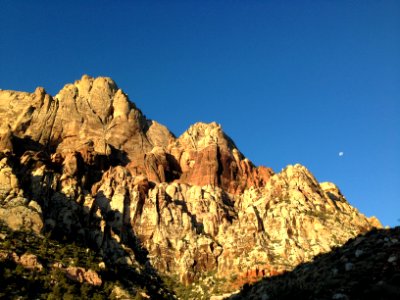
[0,75,173,163]
[169,122,273,194]
[0,75,382,297]
[0,154,43,234]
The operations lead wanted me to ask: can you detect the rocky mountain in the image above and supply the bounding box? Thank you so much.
[0,75,381,299]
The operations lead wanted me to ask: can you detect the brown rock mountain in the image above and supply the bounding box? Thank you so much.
[0,75,381,298]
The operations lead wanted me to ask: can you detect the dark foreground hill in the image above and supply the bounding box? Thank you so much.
[230,227,400,300]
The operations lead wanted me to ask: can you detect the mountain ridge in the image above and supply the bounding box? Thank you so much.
[0,75,381,299]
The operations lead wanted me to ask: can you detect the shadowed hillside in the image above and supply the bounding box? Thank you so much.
[230,227,400,300]
[0,221,174,299]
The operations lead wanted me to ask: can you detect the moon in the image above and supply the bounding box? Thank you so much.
[339,151,344,157]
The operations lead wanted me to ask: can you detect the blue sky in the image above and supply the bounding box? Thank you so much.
[1,1,399,227]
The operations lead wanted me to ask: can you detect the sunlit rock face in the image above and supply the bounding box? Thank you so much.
[169,122,273,194]
[0,75,381,295]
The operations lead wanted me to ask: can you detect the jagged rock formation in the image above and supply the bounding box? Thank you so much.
[230,227,400,300]
[0,75,382,298]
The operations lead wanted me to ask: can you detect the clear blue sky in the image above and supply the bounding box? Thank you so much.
[1,1,399,227]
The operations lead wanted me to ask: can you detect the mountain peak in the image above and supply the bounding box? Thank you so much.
[175,121,237,151]
[55,75,120,109]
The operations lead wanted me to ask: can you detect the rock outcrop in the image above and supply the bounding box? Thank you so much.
[0,75,382,298]
[64,266,102,286]
[0,154,43,234]
[12,252,44,271]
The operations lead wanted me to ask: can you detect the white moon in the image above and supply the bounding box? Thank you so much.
[339,152,344,157]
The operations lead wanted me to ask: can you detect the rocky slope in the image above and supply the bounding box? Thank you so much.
[0,75,381,298]
[230,226,400,300]
[0,222,172,299]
